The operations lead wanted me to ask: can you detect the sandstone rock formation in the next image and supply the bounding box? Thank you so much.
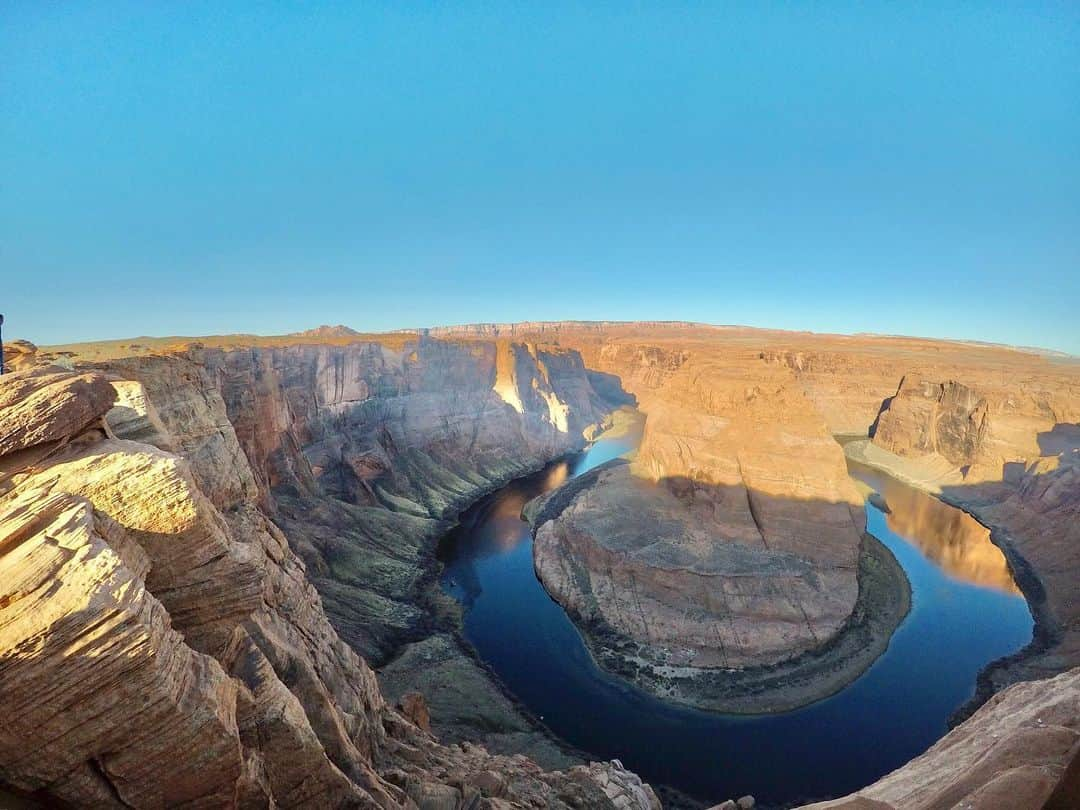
[0,339,41,373]
[860,368,1080,696]
[871,376,991,467]
[528,459,909,713]
[0,360,659,809]
[515,332,896,711]
[0,366,116,456]
[800,665,1080,810]
[4,321,1079,810]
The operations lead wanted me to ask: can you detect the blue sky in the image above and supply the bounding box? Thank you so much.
[3,3,1078,352]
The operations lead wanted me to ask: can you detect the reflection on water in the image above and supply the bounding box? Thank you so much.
[437,413,1033,806]
[850,461,1020,595]
[439,461,573,607]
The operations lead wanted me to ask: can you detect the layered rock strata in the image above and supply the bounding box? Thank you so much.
[521,344,906,710]
[93,338,618,672]
[0,357,658,809]
[858,371,1080,698]
[475,323,1080,694]
[7,321,1080,810]
[801,665,1080,810]
[527,460,909,712]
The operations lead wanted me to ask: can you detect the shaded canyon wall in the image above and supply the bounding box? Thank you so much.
[0,340,657,810]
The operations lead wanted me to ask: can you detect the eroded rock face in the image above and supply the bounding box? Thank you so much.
[863,371,1080,693]
[800,665,1080,810]
[522,338,871,706]
[872,376,991,466]
[869,372,1076,482]
[98,337,618,670]
[0,367,116,456]
[0,347,659,809]
[4,322,1079,809]
[529,459,909,713]
[0,488,243,808]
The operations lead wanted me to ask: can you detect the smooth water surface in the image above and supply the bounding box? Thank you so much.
[437,418,1033,807]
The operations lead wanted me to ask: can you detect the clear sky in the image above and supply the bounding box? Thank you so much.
[3,3,1078,352]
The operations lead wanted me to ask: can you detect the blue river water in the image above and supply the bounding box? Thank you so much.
[437,417,1033,807]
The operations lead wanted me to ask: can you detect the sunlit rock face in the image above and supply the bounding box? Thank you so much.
[870,373,1078,482]
[97,336,621,667]
[0,488,245,808]
[864,370,1080,689]
[0,355,659,809]
[530,342,868,685]
[0,368,398,808]
[0,366,116,456]
[873,376,991,465]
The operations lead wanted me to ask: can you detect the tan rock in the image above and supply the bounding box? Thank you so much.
[5,321,1077,809]
[401,691,433,733]
[799,666,1080,810]
[0,339,40,373]
[0,367,116,456]
[0,341,659,809]
[0,487,243,808]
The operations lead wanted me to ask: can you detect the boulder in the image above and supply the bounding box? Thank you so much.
[0,367,116,456]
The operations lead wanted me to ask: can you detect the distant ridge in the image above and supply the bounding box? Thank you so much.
[36,321,1075,362]
[291,324,361,338]
[412,320,713,338]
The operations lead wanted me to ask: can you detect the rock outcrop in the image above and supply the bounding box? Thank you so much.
[0,360,659,808]
[861,370,1080,695]
[870,372,1077,482]
[800,665,1080,810]
[0,367,116,456]
[520,336,883,709]
[4,321,1079,810]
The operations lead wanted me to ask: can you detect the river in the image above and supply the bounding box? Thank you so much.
[436,413,1033,807]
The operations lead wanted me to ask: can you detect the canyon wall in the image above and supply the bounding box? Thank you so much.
[495,324,1080,688]
[4,322,1079,809]
[97,337,617,666]
[0,343,658,809]
[527,344,872,704]
[861,369,1080,695]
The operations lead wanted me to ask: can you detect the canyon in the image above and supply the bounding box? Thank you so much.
[1,322,1078,809]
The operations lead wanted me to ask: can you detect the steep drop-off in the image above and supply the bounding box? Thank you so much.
[859,370,1080,698]
[508,333,892,711]
[4,321,1080,810]
[438,322,1080,807]
[98,338,616,665]
[0,341,659,809]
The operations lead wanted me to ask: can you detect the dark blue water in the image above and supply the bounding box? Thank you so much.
[437,419,1033,807]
